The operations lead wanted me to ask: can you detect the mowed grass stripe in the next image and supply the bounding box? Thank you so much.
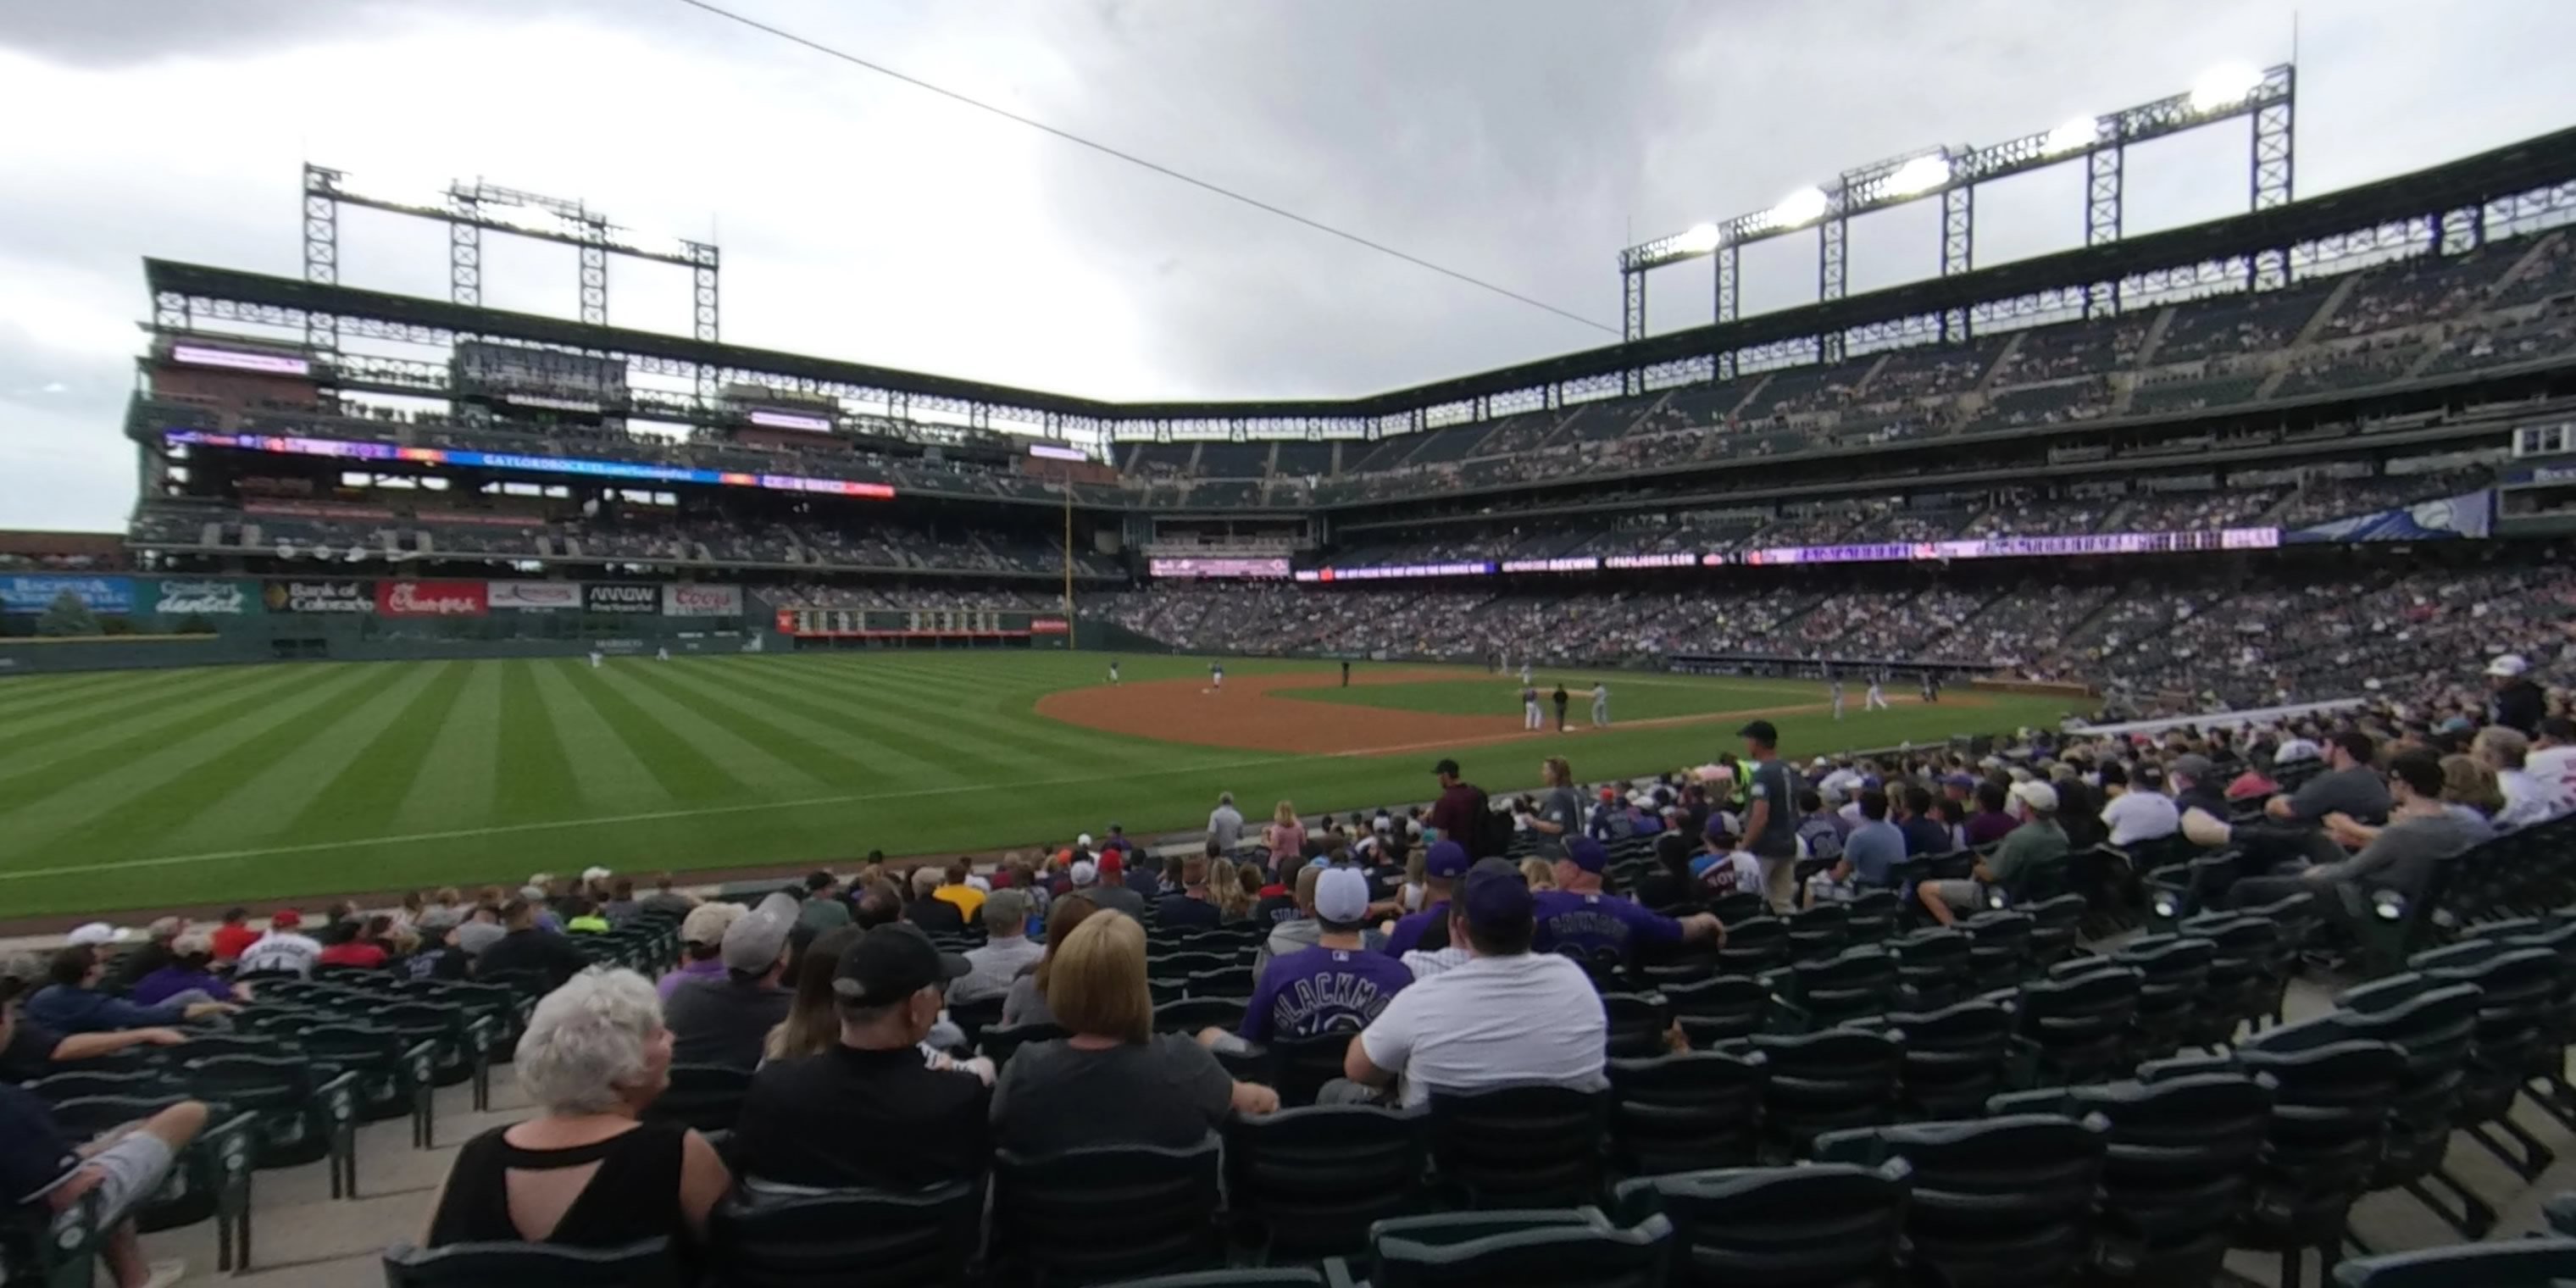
[158,662,458,852]
[280,660,481,843]
[0,669,187,719]
[0,670,244,743]
[496,662,586,824]
[724,658,1077,781]
[618,658,929,788]
[785,657,1196,772]
[693,658,1043,784]
[557,661,766,804]
[524,662,667,812]
[585,662,831,798]
[0,663,389,862]
[0,664,328,798]
[388,661,506,836]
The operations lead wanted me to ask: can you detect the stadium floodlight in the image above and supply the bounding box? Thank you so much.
[1767,186,1830,230]
[2044,114,2101,156]
[1883,153,1953,198]
[1675,222,1724,254]
[613,229,698,261]
[480,201,569,236]
[2190,63,2264,112]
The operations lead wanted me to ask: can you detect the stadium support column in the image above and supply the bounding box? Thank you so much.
[1940,184,1973,343]
[301,164,341,354]
[2084,144,2124,319]
[1715,244,1740,382]
[2249,64,2296,290]
[1061,482,1075,648]
[689,241,722,402]
[1621,269,1646,396]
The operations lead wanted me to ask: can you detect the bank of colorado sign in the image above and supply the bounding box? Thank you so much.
[376,580,489,617]
[586,583,661,614]
[263,580,372,613]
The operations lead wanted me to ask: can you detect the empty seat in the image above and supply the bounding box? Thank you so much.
[1605,1051,1764,1176]
[1600,992,1674,1059]
[643,1063,752,1134]
[1869,997,2018,1119]
[1771,947,1903,1030]
[1890,928,1972,1011]
[1224,1105,1427,1261]
[1740,1028,1901,1158]
[2407,939,2562,1183]
[1993,1072,2273,1287]
[380,1238,681,1288]
[1362,1208,1674,1288]
[2108,935,2216,1062]
[1663,976,1768,1048]
[2334,973,2486,1240]
[1153,997,1249,1036]
[993,1136,1224,1285]
[2012,963,2142,1085]
[1426,1083,1609,1208]
[979,1022,1069,1069]
[1813,1113,2110,1288]
[2331,1238,2576,1287]
[1262,1032,1355,1109]
[708,1179,983,1288]
[2227,1020,2407,1288]
[1611,1160,1910,1288]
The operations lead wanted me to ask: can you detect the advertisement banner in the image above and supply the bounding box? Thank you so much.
[263,580,373,613]
[662,584,744,618]
[147,579,256,617]
[487,581,583,610]
[1030,617,1072,635]
[1,575,136,615]
[375,580,490,618]
[2287,489,2496,543]
[586,582,662,614]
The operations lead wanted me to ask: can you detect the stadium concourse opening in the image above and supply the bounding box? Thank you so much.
[1035,665,1963,755]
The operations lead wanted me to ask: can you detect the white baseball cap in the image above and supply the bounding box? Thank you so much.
[2487,654,2531,678]
[1070,860,1098,887]
[580,865,613,884]
[2009,780,2059,814]
[65,923,117,947]
[1076,833,1094,848]
[1313,867,1372,924]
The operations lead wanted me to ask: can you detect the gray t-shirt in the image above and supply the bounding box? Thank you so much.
[1537,787,1585,852]
[990,1034,1233,1154]
[1208,806,1245,850]
[999,973,1057,1029]
[2310,809,2492,897]
[2286,765,2392,826]
[1745,758,1800,858]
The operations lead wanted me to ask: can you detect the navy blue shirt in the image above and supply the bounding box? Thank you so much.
[1153,893,1223,930]
[1899,817,1952,857]
[0,1083,80,1208]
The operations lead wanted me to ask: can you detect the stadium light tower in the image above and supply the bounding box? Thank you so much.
[1616,62,2295,373]
[300,164,722,355]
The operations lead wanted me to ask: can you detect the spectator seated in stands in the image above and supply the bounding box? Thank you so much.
[2475,725,2563,830]
[130,932,244,1008]
[2182,730,2391,869]
[2226,749,2488,941]
[1807,788,1903,908]
[316,914,396,969]
[763,926,864,1063]
[664,893,797,1069]
[1001,892,1100,1029]
[1534,837,1726,957]
[641,874,698,919]
[1919,781,2068,927]
[1382,841,1470,958]
[1200,867,1410,1057]
[475,897,594,993]
[952,891,1040,1006]
[104,919,185,993]
[233,908,321,977]
[930,863,985,926]
[407,913,490,984]
[24,947,236,1035]
[2097,763,2181,847]
[732,924,992,1191]
[1690,824,1763,898]
[990,911,1279,1152]
[1,980,207,1288]
[660,902,745,1001]
[904,867,969,935]
[1963,780,2022,848]
[424,969,730,1267]
[1084,852,1150,920]
[1153,856,1224,930]
[208,909,258,964]
[794,872,852,935]
[1337,858,1605,1107]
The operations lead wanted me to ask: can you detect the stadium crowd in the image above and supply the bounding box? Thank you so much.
[5,645,2573,1284]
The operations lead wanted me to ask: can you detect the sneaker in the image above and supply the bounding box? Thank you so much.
[138,1260,186,1288]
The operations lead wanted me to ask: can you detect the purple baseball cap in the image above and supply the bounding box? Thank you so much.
[1460,858,1534,934]
[1424,839,1472,879]
[1563,836,1609,874]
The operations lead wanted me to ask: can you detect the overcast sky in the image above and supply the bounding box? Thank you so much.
[4,0,2574,531]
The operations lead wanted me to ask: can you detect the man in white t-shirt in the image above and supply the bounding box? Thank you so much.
[2525,719,2576,820]
[1338,858,1606,1109]
[2098,763,2180,847]
[2480,724,2570,829]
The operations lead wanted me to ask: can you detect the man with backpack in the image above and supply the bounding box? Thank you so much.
[1427,759,1511,858]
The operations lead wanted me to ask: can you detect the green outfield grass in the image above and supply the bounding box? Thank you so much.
[0,653,2078,917]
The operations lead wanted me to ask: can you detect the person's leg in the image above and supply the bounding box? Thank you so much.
[1761,856,1796,912]
[1316,1079,1391,1106]
[1920,879,1977,927]
[2227,874,2311,911]
[75,1102,204,1288]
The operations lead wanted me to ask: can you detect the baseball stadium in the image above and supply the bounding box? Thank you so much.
[9,13,2576,1287]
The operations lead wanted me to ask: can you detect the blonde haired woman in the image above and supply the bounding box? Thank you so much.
[990,913,1277,1153]
[1209,857,1255,921]
[1265,801,1307,867]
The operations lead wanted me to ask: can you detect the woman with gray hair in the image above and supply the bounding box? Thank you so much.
[423,969,729,1261]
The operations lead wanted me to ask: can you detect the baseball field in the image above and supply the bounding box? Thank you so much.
[0,652,2080,918]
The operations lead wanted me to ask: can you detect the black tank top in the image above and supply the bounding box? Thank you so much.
[425,1119,689,1252]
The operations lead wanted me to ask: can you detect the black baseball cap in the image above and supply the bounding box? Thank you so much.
[832,924,969,1007]
[1433,758,1462,777]
[1736,719,1779,746]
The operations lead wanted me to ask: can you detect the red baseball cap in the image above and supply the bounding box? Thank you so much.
[272,909,303,929]
[1097,852,1124,877]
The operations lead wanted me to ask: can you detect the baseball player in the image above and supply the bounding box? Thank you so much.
[1864,670,1890,711]
[1831,676,1846,721]
[656,645,671,663]
[588,647,603,669]
[1590,680,1609,728]
[1518,661,1533,686]
[1920,670,1937,703]
[1341,659,1351,687]
[1109,659,1121,685]
[1521,684,1542,730]
[1209,660,1224,692]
